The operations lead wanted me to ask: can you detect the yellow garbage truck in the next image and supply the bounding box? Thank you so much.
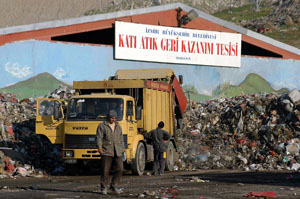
[35,68,187,175]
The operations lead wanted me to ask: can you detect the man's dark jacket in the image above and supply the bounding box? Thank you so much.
[149,128,171,152]
[96,121,124,157]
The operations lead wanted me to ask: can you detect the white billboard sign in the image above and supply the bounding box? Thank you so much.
[115,21,241,67]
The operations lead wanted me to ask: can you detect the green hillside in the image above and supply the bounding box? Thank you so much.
[184,73,284,102]
[214,4,272,24]
[190,93,211,101]
[213,4,300,49]
[212,73,285,97]
[183,84,212,102]
[0,72,71,99]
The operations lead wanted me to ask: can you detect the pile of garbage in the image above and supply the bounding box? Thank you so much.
[2,85,300,177]
[177,89,300,171]
[43,85,75,99]
[0,88,71,178]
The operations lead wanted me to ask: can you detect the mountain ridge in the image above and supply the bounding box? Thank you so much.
[189,73,288,101]
[0,72,70,99]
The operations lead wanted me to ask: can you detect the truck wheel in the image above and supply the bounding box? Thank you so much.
[132,142,146,176]
[165,141,175,171]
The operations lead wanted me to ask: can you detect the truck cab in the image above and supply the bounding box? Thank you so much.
[36,94,138,159]
[63,94,136,161]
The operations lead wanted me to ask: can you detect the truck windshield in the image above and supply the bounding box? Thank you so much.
[67,98,124,121]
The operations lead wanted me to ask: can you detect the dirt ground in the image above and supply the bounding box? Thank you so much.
[0,169,300,199]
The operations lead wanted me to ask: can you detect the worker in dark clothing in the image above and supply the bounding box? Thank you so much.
[96,110,124,195]
[149,121,171,176]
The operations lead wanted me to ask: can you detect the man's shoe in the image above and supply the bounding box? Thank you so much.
[111,187,121,194]
[101,187,108,195]
[152,171,159,176]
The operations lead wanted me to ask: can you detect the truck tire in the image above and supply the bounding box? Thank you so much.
[132,142,146,176]
[165,141,175,171]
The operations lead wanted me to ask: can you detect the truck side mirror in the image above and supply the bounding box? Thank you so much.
[53,101,61,120]
[126,101,134,117]
[179,75,183,84]
[136,106,142,120]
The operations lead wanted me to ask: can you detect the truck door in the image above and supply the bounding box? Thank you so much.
[126,100,137,142]
[36,98,65,144]
[126,100,137,136]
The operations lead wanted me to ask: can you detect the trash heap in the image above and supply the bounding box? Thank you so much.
[177,89,300,171]
[0,93,35,144]
[0,87,74,178]
[43,85,75,99]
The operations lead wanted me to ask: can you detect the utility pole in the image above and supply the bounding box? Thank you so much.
[184,89,195,110]
[186,90,191,110]
[229,0,233,14]
[252,0,262,11]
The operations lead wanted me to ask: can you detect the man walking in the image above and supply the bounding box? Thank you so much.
[149,121,171,176]
[96,110,124,195]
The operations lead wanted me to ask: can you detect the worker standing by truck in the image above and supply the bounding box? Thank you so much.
[149,121,171,176]
[96,110,124,195]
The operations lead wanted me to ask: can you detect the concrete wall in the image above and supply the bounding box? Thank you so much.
[0,40,299,100]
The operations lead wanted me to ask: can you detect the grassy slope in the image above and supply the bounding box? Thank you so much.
[193,73,287,101]
[220,73,275,97]
[0,72,70,99]
[266,24,300,49]
[213,4,300,49]
[214,4,272,22]
[214,73,288,98]
[189,93,211,102]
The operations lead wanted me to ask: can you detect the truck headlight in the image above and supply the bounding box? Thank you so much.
[64,150,74,157]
